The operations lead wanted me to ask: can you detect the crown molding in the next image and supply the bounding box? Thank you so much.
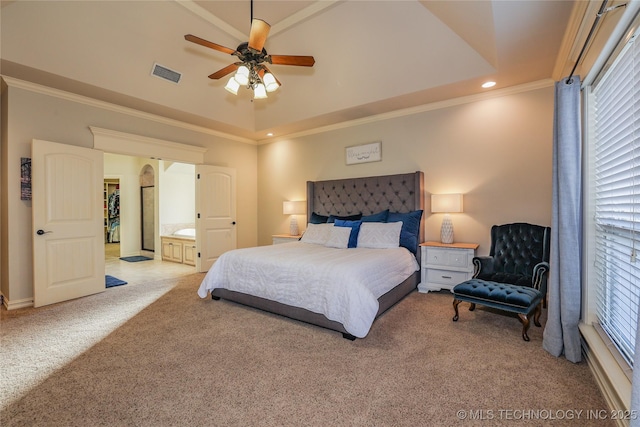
[1,75,257,145]
[258,79,555,144]
[553,0,594,80]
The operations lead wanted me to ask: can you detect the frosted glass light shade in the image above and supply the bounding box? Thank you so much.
[263,73,279,92]
[254,83,268,99]
[224,77,240,95]
[234,66,250,86]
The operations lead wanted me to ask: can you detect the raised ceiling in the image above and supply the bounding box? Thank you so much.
[1,0,577,142]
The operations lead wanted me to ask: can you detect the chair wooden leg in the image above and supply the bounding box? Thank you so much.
[533,303,542,327]
[469,303,476,311]
[517,313,531,341]
[453,299,461,321]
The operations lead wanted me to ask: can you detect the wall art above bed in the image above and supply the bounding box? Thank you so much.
[346,141,381,165]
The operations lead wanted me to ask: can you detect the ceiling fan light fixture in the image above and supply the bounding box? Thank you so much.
[224,76,240,95]
[234,65,250,86]
[184,4,315,101]
[254,83,268,99]
[263,73,279,92]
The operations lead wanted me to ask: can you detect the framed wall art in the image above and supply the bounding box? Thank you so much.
[21,157,31,200]
[345,141,381,165]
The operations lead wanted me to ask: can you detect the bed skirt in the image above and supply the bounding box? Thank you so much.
[211,270,420,339]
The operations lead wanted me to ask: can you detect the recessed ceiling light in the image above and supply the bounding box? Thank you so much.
[267,132,274,137]
[482,81,496,88]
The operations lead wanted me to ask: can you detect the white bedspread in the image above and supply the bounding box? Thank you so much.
[197,242,419,338]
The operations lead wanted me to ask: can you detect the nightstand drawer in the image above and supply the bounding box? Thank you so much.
[425,248,469,268]
[425,269,470,286]
[419,242,479,293]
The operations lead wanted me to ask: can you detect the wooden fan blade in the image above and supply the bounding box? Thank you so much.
[208,63,239,80]
[248,19,270,52]
[185,34,236,55]
[269,55,315,67]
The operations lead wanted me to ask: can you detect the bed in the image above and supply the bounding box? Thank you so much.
[197,171,425,339]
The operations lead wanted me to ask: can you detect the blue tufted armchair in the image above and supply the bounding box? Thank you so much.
[473,223,551,300]
[452,223,550,341]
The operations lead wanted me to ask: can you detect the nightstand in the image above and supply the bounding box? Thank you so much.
[419,241,479,293]
[272,234,302,244]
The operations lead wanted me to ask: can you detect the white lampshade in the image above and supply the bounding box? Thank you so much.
[431,194,463,213]
[283,201,306,215]
[283,201,306,236]
[263,73,279,92]
[224,77,240,95]
[253,83,268,99]
[234,65,250,86]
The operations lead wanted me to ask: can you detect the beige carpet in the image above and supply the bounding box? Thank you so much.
[1,274,612,426]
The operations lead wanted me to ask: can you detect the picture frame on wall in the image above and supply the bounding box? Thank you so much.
[346,141,382,165]
[21,157,31,200]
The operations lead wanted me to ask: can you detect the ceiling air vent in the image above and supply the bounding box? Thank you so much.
[151,63,181,84]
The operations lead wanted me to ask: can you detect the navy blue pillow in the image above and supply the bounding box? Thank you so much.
[361,209,389,222]
[388,210,423,254]
[309,212,329,224]
[327,213,362,223]
[333,220,362,248]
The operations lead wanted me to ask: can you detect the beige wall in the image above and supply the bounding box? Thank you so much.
[1,78,553,307]
[0,82,258,306]
[258,85,554,254]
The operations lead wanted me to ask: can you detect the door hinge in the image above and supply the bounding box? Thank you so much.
[197,173,200,179]
[197,213,200,218]
[198,252,201,258]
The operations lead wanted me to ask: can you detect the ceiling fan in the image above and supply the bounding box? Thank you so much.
[184,5,315,99]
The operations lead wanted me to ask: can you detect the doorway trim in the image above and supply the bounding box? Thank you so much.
[90,127,207,163]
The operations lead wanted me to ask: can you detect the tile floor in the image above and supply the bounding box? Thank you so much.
[105,243,197,284]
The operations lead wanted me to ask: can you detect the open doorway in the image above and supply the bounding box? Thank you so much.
[104,178,120,260]
[140,164,155,257]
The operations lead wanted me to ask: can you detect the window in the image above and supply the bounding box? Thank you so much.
[591,26,640,367]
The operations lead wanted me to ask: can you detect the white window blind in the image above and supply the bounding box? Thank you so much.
[592,27,640,367]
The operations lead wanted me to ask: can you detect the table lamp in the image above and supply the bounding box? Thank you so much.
[431,194,463,244]
[283,201,306,236]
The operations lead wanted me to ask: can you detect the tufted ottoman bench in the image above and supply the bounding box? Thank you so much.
[452,278,543,341]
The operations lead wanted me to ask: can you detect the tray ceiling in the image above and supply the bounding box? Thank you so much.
[0,0,576,142]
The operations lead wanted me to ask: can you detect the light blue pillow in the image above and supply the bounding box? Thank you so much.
[333,219,362,248]
[387,210,423,254]
[360,209,389,222]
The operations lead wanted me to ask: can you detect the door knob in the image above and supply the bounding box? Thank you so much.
[232,221,236,225]
[36,229,52,235]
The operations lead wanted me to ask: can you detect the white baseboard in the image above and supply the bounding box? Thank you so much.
[1,293,34,310]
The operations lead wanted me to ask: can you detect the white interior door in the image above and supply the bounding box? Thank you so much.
[195,165,236,272]
[32,139,105,307]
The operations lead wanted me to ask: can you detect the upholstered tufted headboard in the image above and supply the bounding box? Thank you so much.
[306,171,425,246]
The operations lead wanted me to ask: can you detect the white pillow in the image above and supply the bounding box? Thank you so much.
[324,226,351,249]
[300,223,332,245]
[357,221,403,249]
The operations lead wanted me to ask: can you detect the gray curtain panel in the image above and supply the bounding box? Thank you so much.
[542,77,582,363]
